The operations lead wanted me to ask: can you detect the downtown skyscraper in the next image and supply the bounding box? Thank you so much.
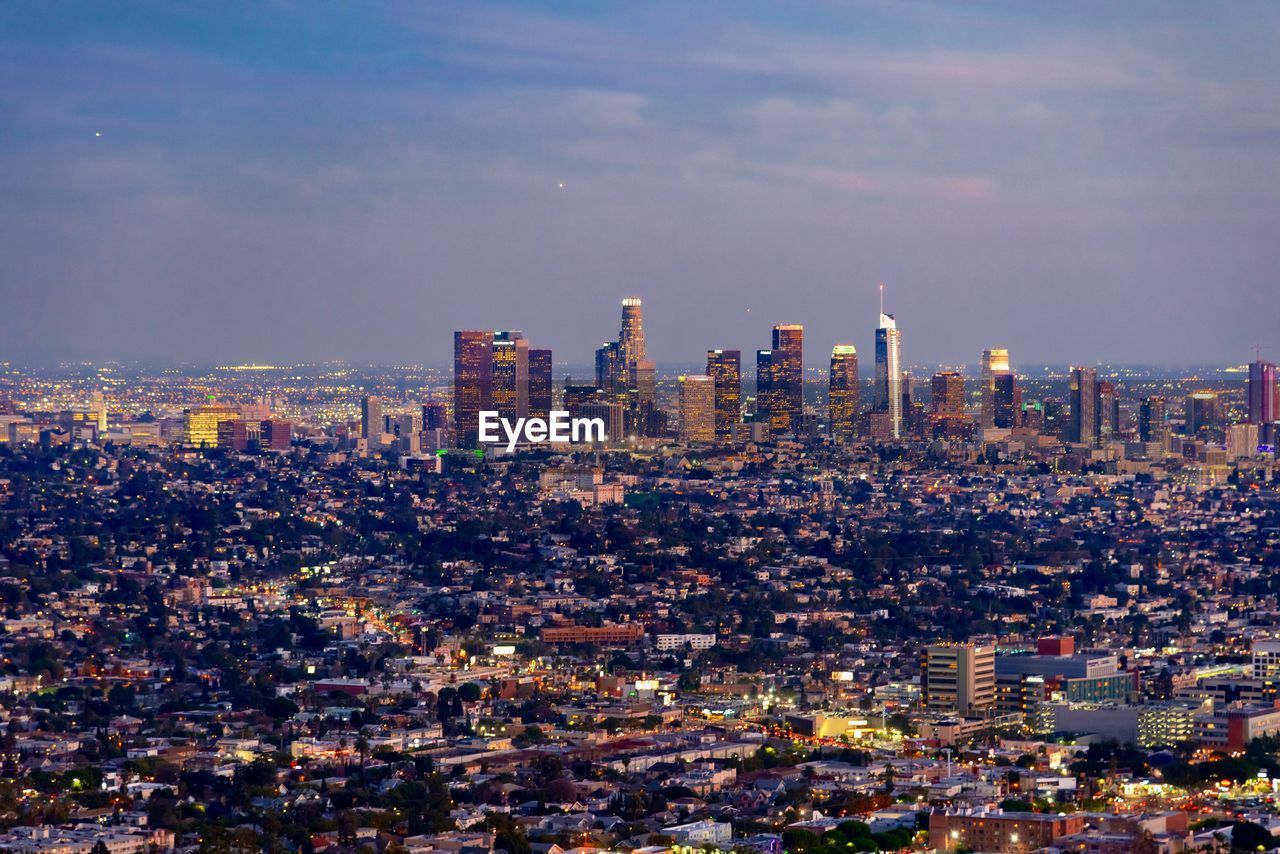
[757,324,803,437]
[980,348,1011,430]
[595,297,656,435]
[874,308,903,440]
[1068,367,1098,446]
[491,330,529,421]
[706,349,741,444]
[528,349,553,421]
[453,330,494,447]
[1249,359,1278,426]
[828,344,859,443]
[678,374,715,444]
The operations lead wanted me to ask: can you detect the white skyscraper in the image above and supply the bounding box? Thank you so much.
[875,309,902,440]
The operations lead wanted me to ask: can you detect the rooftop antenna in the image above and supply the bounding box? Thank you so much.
[879,282,885,316]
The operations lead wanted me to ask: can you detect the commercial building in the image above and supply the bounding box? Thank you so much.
[453,330,494,447]
[678,375,716,444]
[828,345,859,443]
[930,806,1084,853]
[706,349,741,443]
[874,311,903,439]
[980,348,1010,430]
[923,643,995,715]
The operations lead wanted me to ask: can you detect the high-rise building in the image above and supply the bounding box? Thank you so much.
[491,331,529,421]
[828,345,859,443]
[454,330,494,447]
[874,312,903,439]
[922,643,996,715]
[931,371,966,419]
[1139,396,1168,445]
[360,395,384,447]
[1249,360,1278,425]
[261,419,292,450]
[755,349,775,429]
[678,375,715,444]
[528,349,553,421]
[980,349,1010,430]
[706,349,741,443]
[185,402,240,447]
[595,298,656,436]
[90,390,108,434]
[595,341,625,397]
[1097,381,1120,444]
[631,358,656,430]
[1185,391,1220,436]
[619,296,646,366]
[992,372,1020,429]
[930,371,968,439]
[422,400,448,430]
[1068,367,1098,445]
[770,324,803,437]
[578,401,625,443]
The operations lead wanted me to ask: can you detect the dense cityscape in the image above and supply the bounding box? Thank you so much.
[0,294,1279,854]
[5,0,1279,851]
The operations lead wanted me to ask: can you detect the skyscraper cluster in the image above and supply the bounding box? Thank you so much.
[452,330,553,448]
[444,292,1279,456]
[756,324,804,438]
[592,298,657,438]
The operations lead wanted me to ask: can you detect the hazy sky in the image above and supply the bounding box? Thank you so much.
[2,2,1278,368]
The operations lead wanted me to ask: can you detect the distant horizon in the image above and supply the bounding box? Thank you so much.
[0,356,1264,378]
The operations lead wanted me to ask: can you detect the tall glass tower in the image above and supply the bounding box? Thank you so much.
[875,312,902,439]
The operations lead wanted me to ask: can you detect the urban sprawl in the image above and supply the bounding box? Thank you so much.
[2,297,1280,853]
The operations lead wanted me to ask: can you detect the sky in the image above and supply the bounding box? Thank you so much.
[1,1,1278,369]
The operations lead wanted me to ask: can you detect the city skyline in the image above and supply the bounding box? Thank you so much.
[3,3,1279,366]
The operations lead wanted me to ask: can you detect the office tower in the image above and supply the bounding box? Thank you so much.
[261,419,292,450]
[707,349,741,443]
[578,401,625,442]
[619,296,646,365]
[754,350,774,429]
[217,419,251,452]
[1097,381,1120,444]
[993,372,1020,429]
[1139,396,1168,445]
[931,371,966,419]
[930,371,968,439]
[922,643,996,715]
[591,298,655,436]
[769,324,803,436]
[360,394,383,444]
[1020,400,1045,432]
[1068,367,1098,445]
[528,349,553,421]
[595,341,625,396]
[875,312,903,439]
[563,383,605,420]
[453,330,494,447]
[1185,391,1220,436]
[980,349,1010,430]
[1250,360,1279,425]
[90,390,108,434]
[491,330,529,420]
[1227,423,1260,460]
[828,345,859,443]
[422,400,448,430]
[678,375,715,443]
[184,402,240,447]
[631,359,656,422]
